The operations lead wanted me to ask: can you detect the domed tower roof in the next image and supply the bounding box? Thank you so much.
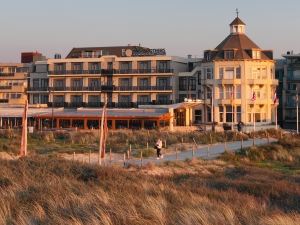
[203,14,273,62]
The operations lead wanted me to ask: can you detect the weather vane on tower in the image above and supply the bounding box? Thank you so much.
[236,8,239,17]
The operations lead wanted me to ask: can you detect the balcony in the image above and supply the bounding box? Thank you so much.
[247,79,268,85]
[0,86,12,90]
[114,86,173,91]
[87,102,104,108]
[0,73,15,77]
[48,70,102,75]
[49,102,65,107]
[50,86,101,91]
[113,69,173,74]
[28,87,49,92]
[0,99,9,103]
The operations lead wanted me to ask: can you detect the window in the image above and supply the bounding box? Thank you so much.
[41,79,48,88]
[119,78,131,87]
[195,110,202,124]
[219,106,224,122]
[206,68,213,79]
[72,63,83,73]
[190,78,196,90]
[71,79,83,87]
[157,78,170,88]
[119,62,132,72]
[237,106,241,122]
[88,62,101,71]
[41,95,49,104]
[33,79,39,88]
[71,95,82,103]
[235,85,241,98]
[33,94,39,104]
[138,95,150,103]
[236,67,241,79]
[224,67,234,79]
[224,50,234,59]
[157,94,170,104]
[225,85,233,99]
[138,61,151,72]
[53,79,65,87]
[219,68,224,79]
[119,95,131,103]
[226,105,234,123]
[197,71,202,85]
[157,61,170,72]
[88,95,100,103]
[89,79,100,87]
[252,50,261,59]
[179,77,187,91]
[54,63,65,72]
[139,78,149,87]
[53,95,64,103]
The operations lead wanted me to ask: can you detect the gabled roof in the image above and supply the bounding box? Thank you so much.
[230,17,246,26]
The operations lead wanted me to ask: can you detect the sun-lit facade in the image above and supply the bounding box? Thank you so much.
[0,63,29,105]
[179,16,278,128]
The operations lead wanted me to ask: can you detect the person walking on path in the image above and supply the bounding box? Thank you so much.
[155,139,163,159]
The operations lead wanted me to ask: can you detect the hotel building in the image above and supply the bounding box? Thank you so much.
[47,46,188,108]
[0,63,29,105]
[180,16,278,128]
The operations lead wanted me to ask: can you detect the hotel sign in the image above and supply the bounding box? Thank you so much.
[125,48,166,57]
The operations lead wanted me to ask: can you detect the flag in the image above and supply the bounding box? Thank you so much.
[273,92,278,104]
[251,92,256,101]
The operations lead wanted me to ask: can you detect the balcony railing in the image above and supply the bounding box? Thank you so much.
[114,86,173,91]
[0,86,12,90]
[50,86,102,91]
[0,99,9,103]
[49,69,173,75]
[49,70,102,75]
[28,87,49,92]
[0,73,15,77]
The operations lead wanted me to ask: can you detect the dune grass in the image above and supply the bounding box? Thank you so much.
[0,156,299,225]
[0,128,281,156]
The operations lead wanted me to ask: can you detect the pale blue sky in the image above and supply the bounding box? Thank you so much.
[0,0,299,61]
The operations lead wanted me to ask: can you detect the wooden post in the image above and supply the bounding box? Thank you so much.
[267,132,270,144]
[210,133,212,145]
[176,148,178,160]
[129,144,132,154]
[252,131,255,146]
[110,148,112,164]
[147,142,149,150]
[140,150,143,168]
[207,144,210,158]
[241,137,243,150]
[192,146,195,158]
[89,151,91,164]
[164,140,167,149]
[123,153,126,167]
[127,150,130,160]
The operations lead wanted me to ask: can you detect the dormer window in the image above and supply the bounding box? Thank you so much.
[224,50,234,60]
[252,50,261,59]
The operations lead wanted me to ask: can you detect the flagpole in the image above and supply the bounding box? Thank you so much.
[231,87,234,131]
[20,99,28,157]
[297,88,299,134]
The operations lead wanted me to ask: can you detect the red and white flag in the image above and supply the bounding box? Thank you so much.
[251,92,256,101]
[273,92,278,104]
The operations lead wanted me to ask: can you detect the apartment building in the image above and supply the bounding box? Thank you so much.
[27,61,49,105]
[47,46,188,108]
[276,52,300,130]
[0,63,29,105]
